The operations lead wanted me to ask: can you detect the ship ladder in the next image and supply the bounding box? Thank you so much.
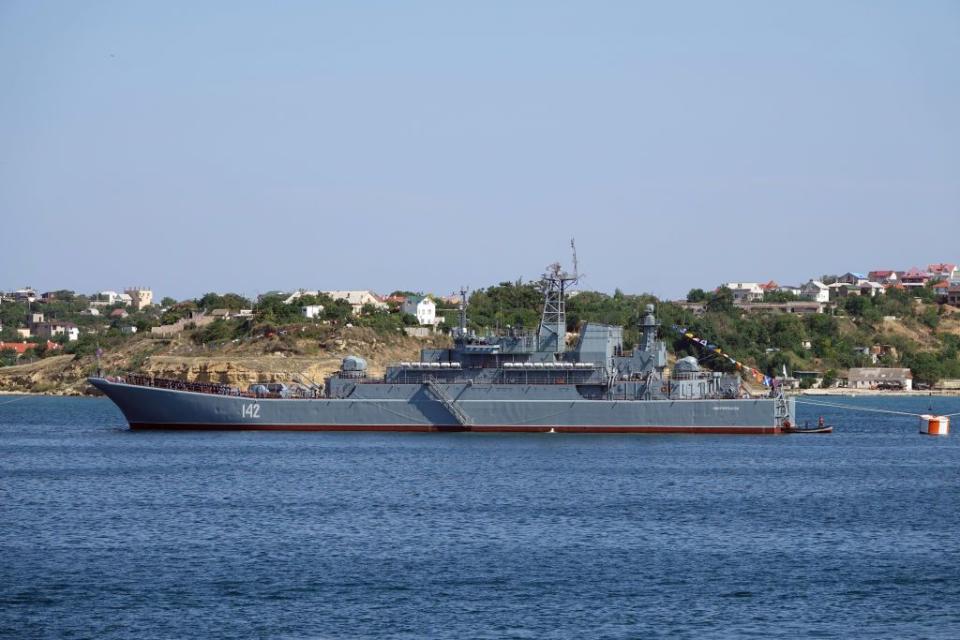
[425,381,473,426]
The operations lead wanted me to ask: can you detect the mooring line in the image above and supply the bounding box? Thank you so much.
[0,395,32,406]
[794,398,928,417]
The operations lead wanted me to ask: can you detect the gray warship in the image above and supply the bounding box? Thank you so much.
[90,259,794,434]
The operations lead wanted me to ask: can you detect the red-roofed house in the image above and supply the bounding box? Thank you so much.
[927,263,957,279]
[868,270,898,285]
[900,267,932,288]
[110,308,129,319]
[0,341,34,355]
[0,341,62,357]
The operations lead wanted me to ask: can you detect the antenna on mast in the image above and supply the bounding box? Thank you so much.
[570,238,579,281]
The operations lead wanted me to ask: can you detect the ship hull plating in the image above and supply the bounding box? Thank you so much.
[91,378,791,435]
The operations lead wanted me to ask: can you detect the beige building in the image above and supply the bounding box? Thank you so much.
[125,287,153,311]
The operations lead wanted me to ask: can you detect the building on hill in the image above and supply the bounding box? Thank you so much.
[932,280,951,299]
[321,291,387,315]
[800,280,830,303]
[13,287,37,302]
[847,367,913,391]
[302,304,324,319]
[125,288,153,311]
[33,321,79,341]
[868,270,898,285]
[723,282,764,303]
[900,267,932,288]
[0,341,61,356]
[401,296,441,326]
[93,291,122,306]
[858,281,885,297]
[837,272,867,285]
[927,263,957,280]
[0,341,34,355]
[110,308,129,319]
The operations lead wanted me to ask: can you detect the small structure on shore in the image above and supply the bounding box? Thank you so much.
[847,367,913,391]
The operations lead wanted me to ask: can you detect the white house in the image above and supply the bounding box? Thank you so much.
[800,280,830,303]
[34,321,79,341]
[723,282,764,303]
[321,291,388,315]
[402,296,441,326]
[14,287,37,302]
[96,291,121,305]
[302,304,324,319]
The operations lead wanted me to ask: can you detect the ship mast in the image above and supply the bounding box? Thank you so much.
[537,239,580,354]
[455,286,469,338]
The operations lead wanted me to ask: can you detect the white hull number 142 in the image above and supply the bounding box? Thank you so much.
[241,403,261,419]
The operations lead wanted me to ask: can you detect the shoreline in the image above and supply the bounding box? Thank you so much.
[789,389,960,397]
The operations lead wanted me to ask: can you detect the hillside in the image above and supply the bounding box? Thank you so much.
[0,328,451,395]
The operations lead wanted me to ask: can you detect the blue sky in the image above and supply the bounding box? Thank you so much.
[2,1,958,301]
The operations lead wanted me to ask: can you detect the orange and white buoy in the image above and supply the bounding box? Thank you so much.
[919,415,950,436]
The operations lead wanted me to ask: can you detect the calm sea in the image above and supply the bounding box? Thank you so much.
[2,395,959,639]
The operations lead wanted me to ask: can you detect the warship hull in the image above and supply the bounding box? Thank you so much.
[90,378,793,434]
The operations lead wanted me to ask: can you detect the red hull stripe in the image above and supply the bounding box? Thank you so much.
[129,423,782,434]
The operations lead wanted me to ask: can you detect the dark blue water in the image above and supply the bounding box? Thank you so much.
[2,396,959,639]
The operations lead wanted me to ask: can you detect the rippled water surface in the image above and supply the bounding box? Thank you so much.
[2,395,959,639]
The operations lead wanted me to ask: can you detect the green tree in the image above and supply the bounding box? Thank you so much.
[0,348,18,367]
[686,288,707,302]
[902,352,943,386]
[705,287,735,314]
[821,369,838,388]
[197,292,252,311]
